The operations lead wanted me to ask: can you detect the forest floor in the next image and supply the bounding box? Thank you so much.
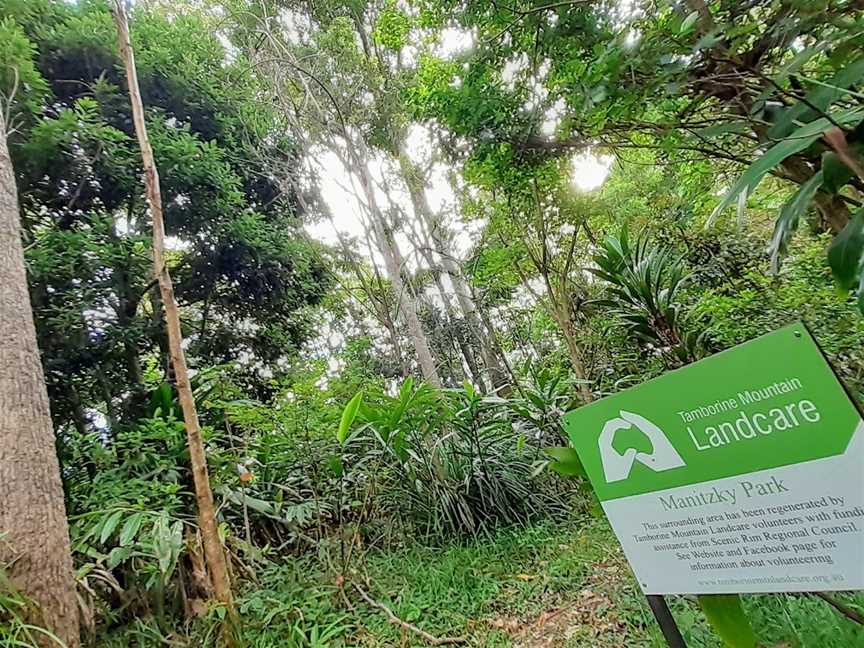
[100,516,864,647]
[324,517,864,648]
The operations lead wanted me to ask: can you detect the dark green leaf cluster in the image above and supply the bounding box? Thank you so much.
[592,230,709,364]
[1,1,332,435]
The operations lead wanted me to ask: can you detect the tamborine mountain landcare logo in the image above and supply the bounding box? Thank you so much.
[599,411,685,482]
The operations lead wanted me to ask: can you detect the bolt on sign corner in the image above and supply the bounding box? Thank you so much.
[563,323,864,595]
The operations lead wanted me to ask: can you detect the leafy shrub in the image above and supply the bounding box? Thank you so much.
[341,379,570,540]
[65,416,196,632]
[506,366,579,446]
[592,230,710,364]
[694,234,864,400]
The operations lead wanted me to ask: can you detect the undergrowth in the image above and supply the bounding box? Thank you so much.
[90,516,864,648]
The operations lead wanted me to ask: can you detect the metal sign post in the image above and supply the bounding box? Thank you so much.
[646,595,687,648]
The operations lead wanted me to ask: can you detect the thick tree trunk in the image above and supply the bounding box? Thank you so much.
[0,115,80,646]
[112,2,235,615]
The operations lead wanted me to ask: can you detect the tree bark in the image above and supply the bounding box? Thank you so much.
[397,152,508,389]
[349,146,442,388]
[0,114,80,646]
[112,2,235,615]
[552,305,594,403]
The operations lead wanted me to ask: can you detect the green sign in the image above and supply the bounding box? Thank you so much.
[563,323,864,595]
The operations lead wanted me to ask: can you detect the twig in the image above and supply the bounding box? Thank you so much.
[812,592,864,626]
[350,581,467,645]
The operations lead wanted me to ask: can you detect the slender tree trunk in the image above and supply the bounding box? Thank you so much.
[349,147,442,388]
[112,2,234,615]
[327,210,410,376]
[552,305,593,403]
[397,152,507,389]
[474,295,519,391]
[404,210,485,389]
[376,221,442,388]
[0,114,80,646]
[455,275,509,390]
[360,228,411,377]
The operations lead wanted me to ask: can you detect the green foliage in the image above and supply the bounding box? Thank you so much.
[707,53,864,309]
[768,171,824,273]
[0,17,48,126]
[337,392,363,445]
[698,594,758,648]
[506,367,579,445]
[828,208,864,295]
[2,0,330,439]
[372,6,411,50]
[693,234,864,399]
[9,2,864,646]
[544,446,585,478]
[341,379,572,538]
[90,517,864,647]
[711,109,864,223]
[592,230,708,364]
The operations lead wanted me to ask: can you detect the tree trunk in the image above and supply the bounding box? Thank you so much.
[397,152,508,389]
[0,114,80,646]
[404,207,486,389]
[350,147,442,388]
[474,292,519,392]
[376,220,442,388]
[112,2,235,616]
[552,304,593,403]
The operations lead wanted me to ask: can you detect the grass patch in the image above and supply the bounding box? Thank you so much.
[95,517,864,647]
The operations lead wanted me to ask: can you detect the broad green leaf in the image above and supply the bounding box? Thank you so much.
[736,184,749,231]
[337,392,363,445]
[150,382,173,418]
[119,512,144,547]
[769,171,823,273]
[152,516,172,575]
[399,377,414,402]
[680,11,699,33]
[227,489,276,515]
[462,380,476,400]
[769,58,864,140]
[858,270,864,315]
[545,447,586,478]
[710,108,864,224]
[99,510,124,545]
[169,521,183,550]
[821,151,855,194]
[328,455,344,477]
[698,594,757,648]
[694,32,721,50]
[107,545,133,569]
[828,208,864,293]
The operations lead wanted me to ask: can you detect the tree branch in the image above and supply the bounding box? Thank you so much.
[350,581,467,645]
